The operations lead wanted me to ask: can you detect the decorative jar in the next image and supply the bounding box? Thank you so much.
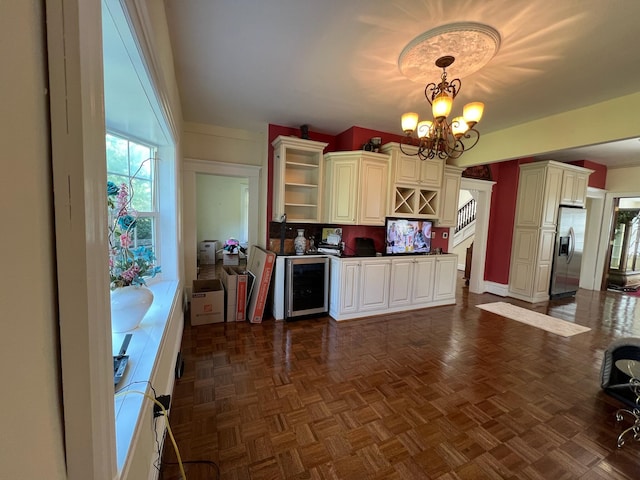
[294,229,307,255]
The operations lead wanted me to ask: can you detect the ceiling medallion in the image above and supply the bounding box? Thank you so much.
[397,23,500,161]
[399,22,501,83]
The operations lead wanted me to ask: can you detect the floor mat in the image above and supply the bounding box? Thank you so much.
[476,302,591,337]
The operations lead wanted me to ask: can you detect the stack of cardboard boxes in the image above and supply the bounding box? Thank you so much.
[190,246,276,325]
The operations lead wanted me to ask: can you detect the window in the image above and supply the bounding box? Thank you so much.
[106,133,157,253]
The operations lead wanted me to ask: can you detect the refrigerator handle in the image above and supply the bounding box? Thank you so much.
[567,227,575,264]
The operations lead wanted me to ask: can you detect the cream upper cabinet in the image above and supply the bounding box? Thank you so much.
[559,168,590,207]
[380,142,443,219]
[514,162,563,229]
[323,151,389,225]
[391,149,443,187]
[437,165,464,227]
[272,135,328,223]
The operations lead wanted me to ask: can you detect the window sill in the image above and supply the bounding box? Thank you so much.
[112,279,180,470]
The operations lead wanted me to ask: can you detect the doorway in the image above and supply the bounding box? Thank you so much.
[183,159,262,289]
[605,197,640,291]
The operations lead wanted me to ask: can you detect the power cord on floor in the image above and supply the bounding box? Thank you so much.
[161,460,220,480]
[115,389,187,479]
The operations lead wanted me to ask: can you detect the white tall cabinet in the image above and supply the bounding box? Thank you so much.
[508,160,592,303]
[323,151,389,225]
[272,135,328,223]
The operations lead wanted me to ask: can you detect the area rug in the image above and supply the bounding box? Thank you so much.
[476,302,591,337]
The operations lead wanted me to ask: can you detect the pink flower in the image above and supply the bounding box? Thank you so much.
[119,233,132,248]
[117,183,129,214]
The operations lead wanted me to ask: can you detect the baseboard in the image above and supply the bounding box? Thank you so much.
[485,282,509,297]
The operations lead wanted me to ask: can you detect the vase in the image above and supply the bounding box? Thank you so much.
[294,229,306,255]
[110,285,154,333]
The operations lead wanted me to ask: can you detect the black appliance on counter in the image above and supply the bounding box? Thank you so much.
[285,256,329,320]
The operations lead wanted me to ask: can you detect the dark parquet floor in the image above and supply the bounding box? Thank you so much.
[160,268,640,479]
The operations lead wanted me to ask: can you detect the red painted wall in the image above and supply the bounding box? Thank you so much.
[334,126,405,151]
[483,159,530,284]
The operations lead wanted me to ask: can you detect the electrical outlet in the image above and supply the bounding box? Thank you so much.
[153,395,171,418]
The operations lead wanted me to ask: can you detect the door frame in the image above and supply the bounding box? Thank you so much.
[183,159,261,289]
[460,177,496,294]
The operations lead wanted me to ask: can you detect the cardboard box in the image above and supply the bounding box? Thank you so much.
[246,246,276,323]
[190,279,224,325]
[220,266,249,322]
[223,252,239,265]
[198,240,218,265]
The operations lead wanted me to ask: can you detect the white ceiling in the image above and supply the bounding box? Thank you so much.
[163,0,640,169]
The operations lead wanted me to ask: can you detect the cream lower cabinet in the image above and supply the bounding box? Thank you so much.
[330,257,390,317]
[434,255,458,302]
[323,151,389,225]
[389,256,436,307]
[330,254,456,321]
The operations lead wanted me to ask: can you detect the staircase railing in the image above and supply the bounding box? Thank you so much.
[456,198,477,234]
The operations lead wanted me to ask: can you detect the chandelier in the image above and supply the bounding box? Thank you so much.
[400,55,485,161]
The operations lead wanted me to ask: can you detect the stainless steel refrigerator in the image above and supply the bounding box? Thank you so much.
[550,206,587,298]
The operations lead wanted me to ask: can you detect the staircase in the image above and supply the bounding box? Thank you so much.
[453,198,476,247]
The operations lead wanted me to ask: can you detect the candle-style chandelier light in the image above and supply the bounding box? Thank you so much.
[400,55,484,161]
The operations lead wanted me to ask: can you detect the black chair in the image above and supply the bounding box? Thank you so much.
[600,337,640,447]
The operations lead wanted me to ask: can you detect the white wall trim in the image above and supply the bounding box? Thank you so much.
[580,187,607,290]
[460,177,496,294]
[595,190,640,290]
[183,158,262,289]
[46,0,116,477]
[485,281,510,297]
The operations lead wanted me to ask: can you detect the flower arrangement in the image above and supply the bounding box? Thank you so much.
[223,238,245,255]
[108,181,160,289]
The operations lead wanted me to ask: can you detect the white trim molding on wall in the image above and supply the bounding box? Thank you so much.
[183,159,262,290]
[460,177,496,294]
[594,189,640,291]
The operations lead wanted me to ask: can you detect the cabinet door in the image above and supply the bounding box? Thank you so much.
[573,172,588,206]
[389,258,414,307]
[560,170,577,205]
[438,168,462,227]
[394,154,421,184]
[515,167,545,227]
[434,256,457,301]
[359,260,390,312]
[541,166,562,228]
[358,158,388,225]
[508,228,538,297]
[339,261,360,314]
[412,257,436,304]
[560,170,588,207]
[328,160,358,224]
[420,160,444,187]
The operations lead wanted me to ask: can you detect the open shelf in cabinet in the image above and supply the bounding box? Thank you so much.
[417,189,438,216]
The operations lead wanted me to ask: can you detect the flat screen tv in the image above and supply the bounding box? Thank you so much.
[385,217,433,254]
